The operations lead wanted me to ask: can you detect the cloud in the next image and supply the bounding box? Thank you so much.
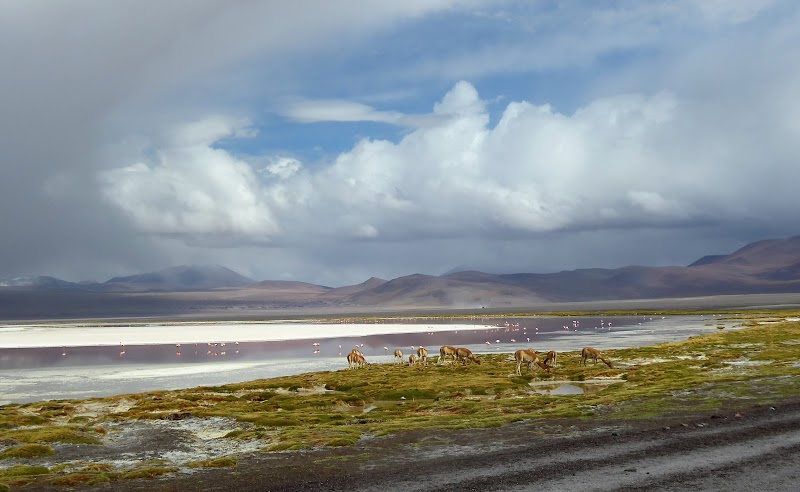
[263,157,302,179]
[280,98,445,128]
[101,117,279,239]
[307,86,697,238]
[696,0,777,24]
[282,99,406,124]
[104,79,785,256]
[372,1,783,84]
[3,1,800,286]
[0,0,466,280]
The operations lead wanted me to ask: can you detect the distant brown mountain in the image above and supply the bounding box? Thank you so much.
[322,277,388,298]
[339,273,548,308]
[248,280,331,294]
[4,236,800,319]
[687,236,800,280]
[334,235,800,307]
[104,265,254,292]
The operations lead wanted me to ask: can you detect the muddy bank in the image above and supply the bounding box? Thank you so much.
[21,396,800,492]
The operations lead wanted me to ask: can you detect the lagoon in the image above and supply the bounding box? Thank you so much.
[0,314,738,405]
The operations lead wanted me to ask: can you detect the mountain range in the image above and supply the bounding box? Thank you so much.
[3,235,800,319]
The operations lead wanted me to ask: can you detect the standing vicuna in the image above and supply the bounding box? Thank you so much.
[455,347,481,365]
[394,349,404,364]
[514,349,550,375]
[408,354,417,366]
[580,347,613,368]
[417,347,429,366]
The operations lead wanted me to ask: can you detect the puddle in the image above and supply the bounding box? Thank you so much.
[536,384,585,395]
[530,379,624,395]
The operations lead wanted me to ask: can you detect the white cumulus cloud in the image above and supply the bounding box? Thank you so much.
[103,82,737,249]
[101,117,279,239]
[263,157,302,179]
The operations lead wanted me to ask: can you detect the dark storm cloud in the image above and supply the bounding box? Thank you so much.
[0,1,460,281]
[2,1,800,287]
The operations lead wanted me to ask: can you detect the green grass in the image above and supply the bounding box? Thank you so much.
[0,444,54,459]
[0,465,50,489]
[0,425,103,445]
[120,466,179,480]
[187,457,238,468]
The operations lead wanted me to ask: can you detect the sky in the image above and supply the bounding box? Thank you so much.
[2,0,799,287]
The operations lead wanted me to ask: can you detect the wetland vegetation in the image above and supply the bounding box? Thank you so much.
[1,310,799,489]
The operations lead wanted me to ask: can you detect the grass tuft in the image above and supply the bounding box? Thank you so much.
[0,444,54,459]
[188,457,238,468]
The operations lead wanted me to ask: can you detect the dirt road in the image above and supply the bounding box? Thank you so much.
[55,397,800,492]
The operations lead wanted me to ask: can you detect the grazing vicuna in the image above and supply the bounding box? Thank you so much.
[542,350,558,368]
[455,347,481,365]
[580,347,613,368]
[514,349,550,375]
[347,351,366,369]
[408,354,417,366]
[394,349,404,364]
[439,345,457,364]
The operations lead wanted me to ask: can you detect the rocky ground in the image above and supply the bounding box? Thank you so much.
[19,396,800,492]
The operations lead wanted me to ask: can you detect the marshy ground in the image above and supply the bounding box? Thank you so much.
[1,311,799,490]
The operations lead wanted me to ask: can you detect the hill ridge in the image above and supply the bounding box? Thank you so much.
[4,235,800,314]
